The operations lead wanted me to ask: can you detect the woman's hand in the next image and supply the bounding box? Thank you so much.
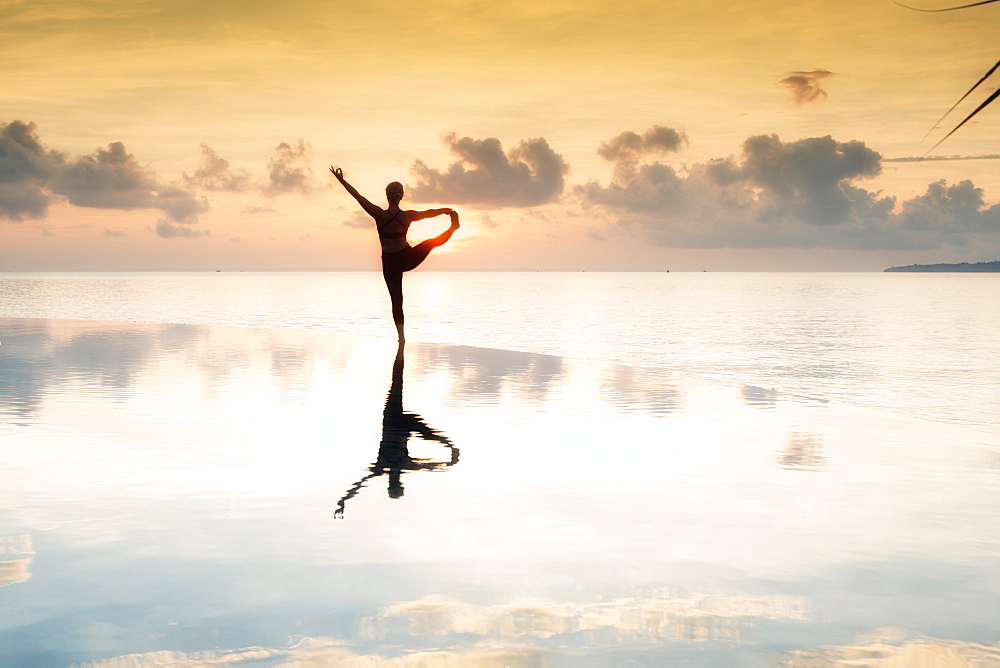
[329,166,345,182]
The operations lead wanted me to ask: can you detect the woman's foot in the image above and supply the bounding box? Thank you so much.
[431,214,460,247]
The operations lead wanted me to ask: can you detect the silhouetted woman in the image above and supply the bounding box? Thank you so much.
[331,167,459,343]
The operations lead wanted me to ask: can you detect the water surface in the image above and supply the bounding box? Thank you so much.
[2,272,998,435]
[1,318,998,666]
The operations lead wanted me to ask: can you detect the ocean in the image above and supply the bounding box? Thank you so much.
[2,271,1000,665]
[2,271,998,435]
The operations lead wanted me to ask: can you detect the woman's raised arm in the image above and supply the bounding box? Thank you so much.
[330,166,382,218]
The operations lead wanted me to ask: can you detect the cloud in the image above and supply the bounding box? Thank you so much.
[103,229,126,238]
[0,120,64,220]
[730,133,883,225]
[579,128,999,250]
[260,140,321,197]
[409,133,569,207]
[480,212,499,228]
[242,204,275,214]
[53,142,209,222]
[900,179,1000,233]
[184,144,252,192]
[598,126,686,161]
[155,220,210,238]
[598,126,688,183]
[884,153,1000,162]
[779,69,835,105]
[342,211,372,229]
[586,132,887,230]
[0,120,208,226]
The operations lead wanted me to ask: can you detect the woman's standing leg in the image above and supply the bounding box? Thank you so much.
[382,267,405,342]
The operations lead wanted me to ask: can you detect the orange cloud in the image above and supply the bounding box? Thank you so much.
[778,69,835,105]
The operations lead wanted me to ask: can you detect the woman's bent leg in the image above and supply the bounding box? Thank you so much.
[401,242,434,272]
[427,225,457,248]
[423,215,459,251]
[404,219,459,270]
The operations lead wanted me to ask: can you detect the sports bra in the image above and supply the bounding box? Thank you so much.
[377,209,410,253]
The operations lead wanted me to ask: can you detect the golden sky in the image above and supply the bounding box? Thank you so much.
[1,0,998,270]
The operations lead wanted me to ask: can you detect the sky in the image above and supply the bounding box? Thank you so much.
[1,0,998,271]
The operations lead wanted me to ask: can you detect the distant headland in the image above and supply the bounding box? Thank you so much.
[884,261,1000,273]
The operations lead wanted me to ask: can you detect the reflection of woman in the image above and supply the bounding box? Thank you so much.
[335,350,458,518]
[331,167,459,343]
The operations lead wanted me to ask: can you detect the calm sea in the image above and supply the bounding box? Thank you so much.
[2,271,998,436]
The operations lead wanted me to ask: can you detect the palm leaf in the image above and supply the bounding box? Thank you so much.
[924,88,1000,158]
[898,0,997,153]
[922,58,1000,140]
[896,0,998,11]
